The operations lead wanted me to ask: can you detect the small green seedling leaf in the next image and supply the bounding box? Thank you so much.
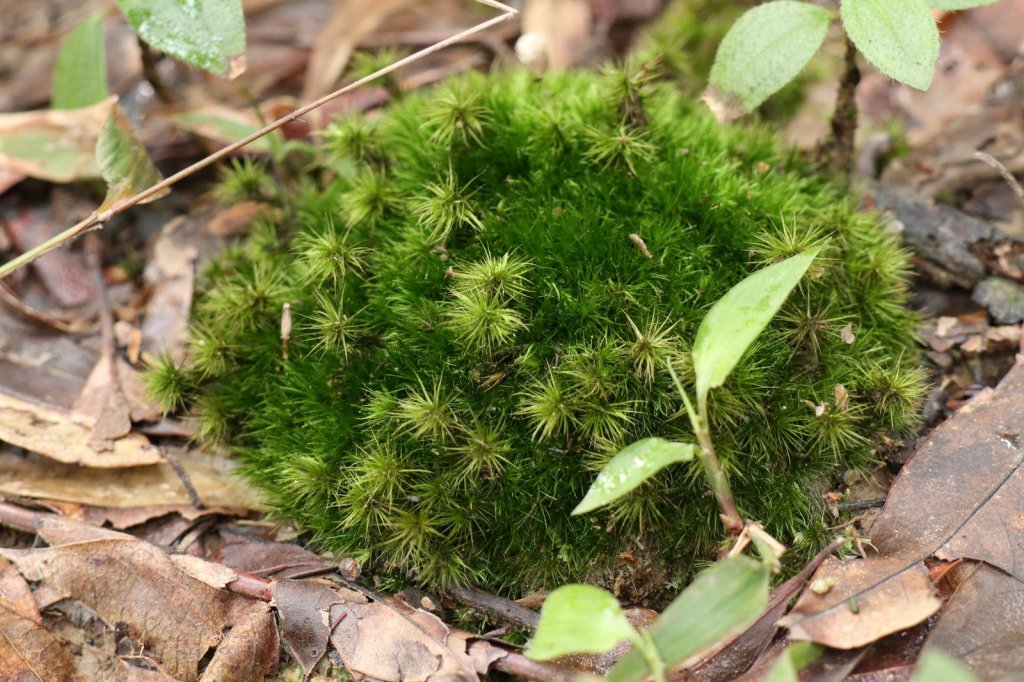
[911,648,979,682]
[608,556,770,681]
[841,0,939,90]
[525,585,638,661]
[573,439,696,515]
[765,642,823,682]
[705,1,832,121]
[52,13,108,110]
[96,106,167,212]
[117,0,246,78]
[692,249,818,412]
[929,0,999,8]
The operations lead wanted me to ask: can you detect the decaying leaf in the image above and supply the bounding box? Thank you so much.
[71,355,134,446]
[0,390,162,467]
[0,601,74,682]
[140,216,203,363]
[0,98,112,183]
[273,578,357,677]
[302,0,416,100]
[0,518,256,682]
[200,602,279,682]
[215,529,332,578]
[0,557,40,624]
[0,447,264,511]
[779,362,1024,652]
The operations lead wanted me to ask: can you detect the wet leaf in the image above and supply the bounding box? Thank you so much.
[912,647,979,681]
[0,99,112,183]
[96,105,166,212]
[705,1,831,121]
[117,0,247,77]
[0,390,162,467]
[692,249,818,410]
[609,557,770,681]
[841,0,939,90]
[52,13,108,109]
[574,439,695,515]
[921,563,1024,678]
[526,585,637,660]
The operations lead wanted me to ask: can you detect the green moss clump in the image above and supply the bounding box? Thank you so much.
[154,66,923,593]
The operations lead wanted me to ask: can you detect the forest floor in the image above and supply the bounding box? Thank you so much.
[2,0,1024,680]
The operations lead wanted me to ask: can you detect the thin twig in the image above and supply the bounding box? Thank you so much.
[448,584,541,630]
[0,1,518,281]
[974,151,1024,207]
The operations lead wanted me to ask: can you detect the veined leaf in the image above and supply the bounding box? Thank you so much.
[52,13,108,110]
[929,0,999,8]
[117,0,246,78]
[96,106,167,212]
[525,585,638,661]
[693,249,818,411]
[705,1,832,121]
[573,439,696,515]
[608,557,770,681]
[911,648,979,682]
[841,0,939,90]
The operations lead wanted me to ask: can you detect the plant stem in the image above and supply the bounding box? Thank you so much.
[0,1,518,282]
[821,35,860,179]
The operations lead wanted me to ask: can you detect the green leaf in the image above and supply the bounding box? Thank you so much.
[841,0,940,90]
[929,0,999,8]
[608,557,770,681]
[117,0,246,77]
[765,642,823,682]
[96,105,167,212]
[911,649,979,682]
[705,1,832,120]
[692,249,818,411]
[52,13,109,110]
[525,585,638,661]
[573,439,696,515]
[0,99,112,183]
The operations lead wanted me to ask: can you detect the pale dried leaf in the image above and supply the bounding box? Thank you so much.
[170,554,238,590]
[0,558,40,624]
[140,216,200,363]
[0,98,113,183]
[71,354,134,446]
[521,0,592,70]
[0,602,74,682]
[0,391,162,467]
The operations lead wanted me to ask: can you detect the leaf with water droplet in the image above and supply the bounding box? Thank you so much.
[573,438,696,515]
[525,584,638,661]
[693,249,818,412]
[117,0,246,78]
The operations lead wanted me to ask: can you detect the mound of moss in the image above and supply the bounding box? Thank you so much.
[152,66,922,593]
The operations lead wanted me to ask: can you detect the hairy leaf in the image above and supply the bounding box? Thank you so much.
[705,1,831,121]
[609,557,770,681]
[693,249,818,410]
[526,585,637,661]
[117,0,246,77]
[573,439,696,515]
[841,0,939,90]
[52,13,108,109]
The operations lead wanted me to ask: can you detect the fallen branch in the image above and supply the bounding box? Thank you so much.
[0,0,518,282]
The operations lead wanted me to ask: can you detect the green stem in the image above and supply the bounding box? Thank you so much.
[630,631,666,682]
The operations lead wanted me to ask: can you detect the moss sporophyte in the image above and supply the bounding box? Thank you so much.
[149,66,923,593]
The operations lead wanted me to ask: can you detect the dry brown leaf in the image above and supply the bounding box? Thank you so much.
[922,563,1024,678]
[520,0,592,70]
[0,391,162,467]
[200,603,279,682]
[0,557,40,625]
[140,217,201,364]
[302,0,416,100]
[206,201,274,238]
[0,98,113,183]
[0,448,264,510]
[72,356,162,447]
[0,519,254,682]
[170,555,238,590]
[215,529,331,578]
[272,578,361,677]
[0,602,74,682]
[777,556,941,650]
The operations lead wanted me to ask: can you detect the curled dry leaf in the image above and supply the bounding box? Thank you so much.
[780,362,1024,651]
[0,517,256,682]
[0,390,162,467]
[200,602,279,682]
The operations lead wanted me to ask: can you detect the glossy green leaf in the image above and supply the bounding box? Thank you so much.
[705,1,831,120]
[693,249,818,411]
[929,0,999,8]
[841,0,939,90]
[96,105,166,212]
[525,585,638,661]
[765,642,823,682]
[117,0,246,77]
[911,649,979,682]
[52,13,108,110]
[573,439,696,515]
[608,557,770,681]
